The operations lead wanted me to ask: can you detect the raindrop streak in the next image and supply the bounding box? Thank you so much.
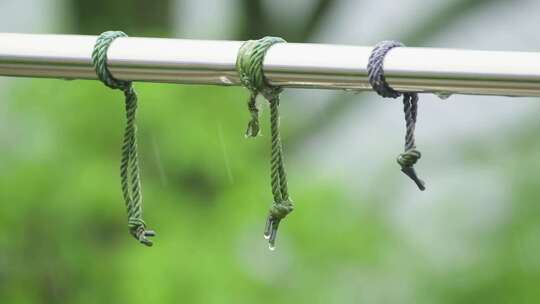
[435,92,453,100]
[152,136,168,186]
[217,122,234,184]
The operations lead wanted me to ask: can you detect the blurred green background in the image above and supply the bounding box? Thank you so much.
[2,0,540,303]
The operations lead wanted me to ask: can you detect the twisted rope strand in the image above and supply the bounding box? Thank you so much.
[367,40,426,191]
[269,95,289,200]
[237,37,293,249]
[265,95,293,248]
[269,101,283,203]
[403,93,417,151]
[92,31,155,246]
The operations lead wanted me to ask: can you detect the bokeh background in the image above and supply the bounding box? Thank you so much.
[2,0,540,303]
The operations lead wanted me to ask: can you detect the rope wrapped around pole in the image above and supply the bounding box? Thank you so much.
[236,36,294,250]
[92,31,156,246]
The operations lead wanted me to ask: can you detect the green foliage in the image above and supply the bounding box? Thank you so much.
[2,76,540,303]
[3,74,540,304]
[0,80,385,303]
[69,0,172,36]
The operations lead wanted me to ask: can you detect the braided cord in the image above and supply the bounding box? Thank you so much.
[92,31,155,246]
[271,97,289,200]
[367,40,426,191]
[236,37,293,249]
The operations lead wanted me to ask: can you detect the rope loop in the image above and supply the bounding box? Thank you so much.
[268,200,294,220]
[92,31,132,91]
[92,31,155,246]
[236,37,294,250]
[367,40,403,99]
[367,40,426,191]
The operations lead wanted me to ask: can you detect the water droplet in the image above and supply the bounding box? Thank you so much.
[343,88,360,94]
[268,244,276,251]
[263,234,270,240]
[219,76,233,85]
[435,92,452,100]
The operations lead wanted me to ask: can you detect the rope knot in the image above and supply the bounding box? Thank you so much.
[269,200,294,220]
[397,149,421,168]
[128,218,156,247]
[397,149,425,191]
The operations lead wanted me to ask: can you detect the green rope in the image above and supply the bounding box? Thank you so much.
[92,31,155,246]
[236,36,293,250]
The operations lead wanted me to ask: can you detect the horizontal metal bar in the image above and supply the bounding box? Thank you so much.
[1,33,540,97]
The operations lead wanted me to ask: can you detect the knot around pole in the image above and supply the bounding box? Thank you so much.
[236,36,286,137]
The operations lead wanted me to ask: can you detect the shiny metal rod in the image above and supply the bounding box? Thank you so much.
[1,33,540,97]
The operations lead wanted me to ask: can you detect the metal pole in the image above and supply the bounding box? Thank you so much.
[1,33,540,97]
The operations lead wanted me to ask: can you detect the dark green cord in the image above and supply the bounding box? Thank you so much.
[92,31,155,246]
[367,40,426,191]
[236,37,293,250]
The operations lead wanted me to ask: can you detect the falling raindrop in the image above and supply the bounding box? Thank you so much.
[217,122,234,184]
[152,136,168,186]
[268,244,276,251]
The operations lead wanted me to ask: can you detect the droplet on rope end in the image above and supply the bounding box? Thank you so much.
[264,216,272,238]
[264,216,280,250]
[267,233,277,251]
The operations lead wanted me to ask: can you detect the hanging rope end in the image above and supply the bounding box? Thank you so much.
[245,119,260,138]
[129,219,156,247]
[400,166,426,191]
[138,229,156,247]
[263,200,294,250]
[264,216,279,251]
